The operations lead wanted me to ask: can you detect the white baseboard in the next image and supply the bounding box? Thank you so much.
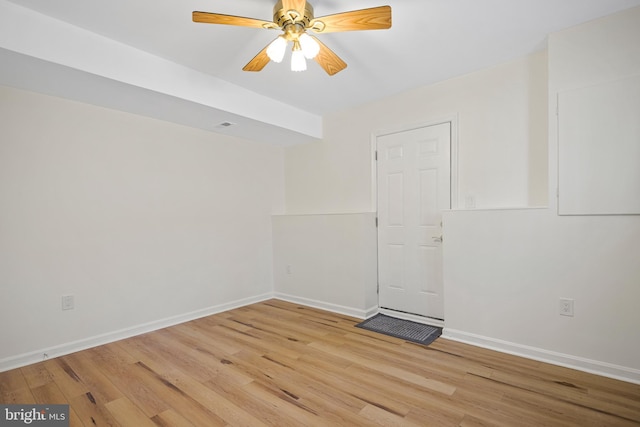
[274,292,377,319]
[363,306,379,318]
[0,293,274,373]
[6,295,638,386]
[443,328,640,385]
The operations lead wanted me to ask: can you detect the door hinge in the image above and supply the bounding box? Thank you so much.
[375,150,378,161]
[375,217,378,228]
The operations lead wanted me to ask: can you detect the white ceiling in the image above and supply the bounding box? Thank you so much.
[2,0,640,143]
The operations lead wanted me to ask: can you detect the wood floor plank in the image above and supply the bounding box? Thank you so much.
[42,358,89,400]
[230,350,376,426]
[105,397,158,427]
[114,349,232,427]
[240,380,327,427]
[86,344,170,418]
[115,335,260,426]
[0,386,36,405]
[0,369,35,404]
[404,403,466,427]
[359,403,422,427]
[293,351,413,417]
[310,340,458,395]
[20,363,54,389]
[1,299,638,426]
[63,350,124,404]
[333,331,470,387]
[143,328,254,387]
[31,381,68,405]
[452,383,565,427]
[588,387,640,420]
[500,384,640,426]
[136,360,266,427]
[30,381,85,427]
[151,409,196,427]
[202,377,304,427]
[171,322,243,356]
[459,413,505,427]
[68,391,123,427]
[0,368,29,395]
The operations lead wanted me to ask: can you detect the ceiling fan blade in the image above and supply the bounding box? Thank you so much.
[310,6,391,33]
[193,11,274,29]
[242,43,271,72]
[282,0,307,17]
[311,36,347,76]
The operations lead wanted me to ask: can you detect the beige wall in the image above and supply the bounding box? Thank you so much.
[0,85,284,369]
[285,49,548,214]
[444,6,640,382]
[277,6,640,383]
[272,213,378,318]
[274,49,549,334]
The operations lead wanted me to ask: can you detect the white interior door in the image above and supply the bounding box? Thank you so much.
[377,122,451,319]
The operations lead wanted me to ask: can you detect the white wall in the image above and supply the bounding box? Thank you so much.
[443,6,640,383]
[272,213,378,318]
[276,49,548,321]
[285,49,548,214]
[443,209,640,380]
[276,6,640,383]
[0,85,284,370]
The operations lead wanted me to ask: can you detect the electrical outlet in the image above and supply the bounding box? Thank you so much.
[559,298,574,317]
[286,265,292,275]
[62,295,74,311]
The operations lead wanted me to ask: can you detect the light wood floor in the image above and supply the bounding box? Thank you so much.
[1,300,639,426]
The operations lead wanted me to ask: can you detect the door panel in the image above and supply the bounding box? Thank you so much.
[377,122,451,319]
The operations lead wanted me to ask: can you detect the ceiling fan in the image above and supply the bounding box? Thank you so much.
[192,0,392,75]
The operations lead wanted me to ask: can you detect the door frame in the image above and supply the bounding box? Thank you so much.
[371,115,459,327]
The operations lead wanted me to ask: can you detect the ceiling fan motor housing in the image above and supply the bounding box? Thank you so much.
[273,0,314,29]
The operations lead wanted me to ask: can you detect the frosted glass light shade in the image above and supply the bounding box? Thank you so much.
[266,36,287,63]
[299,33,320,59]
[291,49,307,72]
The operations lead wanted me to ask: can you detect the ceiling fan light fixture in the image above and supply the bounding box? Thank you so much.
[291,41,307,72]
[193,2,392,75]
[299,33,320,59]
[266,36,287,63]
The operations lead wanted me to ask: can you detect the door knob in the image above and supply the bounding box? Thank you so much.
[433,235,443,243]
